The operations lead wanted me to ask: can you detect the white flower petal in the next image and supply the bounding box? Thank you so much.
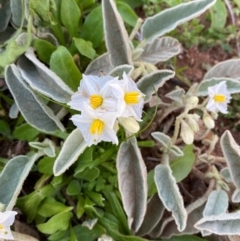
[217,103,228,114]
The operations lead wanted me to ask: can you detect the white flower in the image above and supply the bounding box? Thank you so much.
[71,104,118,146]
[180,120,194,145]
[118,117,140,133]
[110,72,145,121]
[206,81,231,114]
[203,112,215,129]
[68,74,121,112]
[0,211,17,240]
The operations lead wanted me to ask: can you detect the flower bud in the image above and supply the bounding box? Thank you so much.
[203,112,215,129]
[118,117,140,134]
[113,120,119,133]
[186,114,199,133]
[180,120,194,145]
[185,96,199,110]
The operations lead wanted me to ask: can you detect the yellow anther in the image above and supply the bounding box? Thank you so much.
[90,95,103,109]
[124,91,139,104]
[90,119,104,135]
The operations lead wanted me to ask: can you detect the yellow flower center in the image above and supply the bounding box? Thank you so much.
[213,94,226,103]
[0,224,3,230]
[124,91,139,104]
[90,119,104,135]
[90,95,103,109]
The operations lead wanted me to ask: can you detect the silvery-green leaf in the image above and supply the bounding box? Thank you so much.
[102,0,132,67]
[5,64,64,133]
[151,131,172,149]
[137,194,165,236]
[17,48,73,103]
[82,218,98,230]
[12,231,39,241]
[137,70,175,103]
[136,37,181,64]
[85,53,113,75]
[165,88,185,104]
[203,190,228,217]
[10,0,27,27]
[109,65,133,78]
[232,189,240,203]
[169,145,184,157]
[29,139,56,157]
[132,48,144,61]
[0,154,36,210]
[53,129,88,176]
[116,136,147,232]
[197,78,240,96]
[195,211,240,235]
[154,164,187,231]
[220,168,232,183]
[141,0,216,43]
[204,59,240,80]
[220,130,240,190]
[9,102,19,119]
[0,0,11,32]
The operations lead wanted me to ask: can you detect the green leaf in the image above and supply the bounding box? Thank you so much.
[84,190,104,206]
[81,7,103,48]
[0,119,11,137]
[61,0,81,37]
[170,145,195,183]
[74,147,93,174]
[147,170,157,197]
[29,0,50,22]
[0,0,11,32]
[67,180,81,196]
[154,164,187,232]
[53,129,88,176]
[50,46,82,91]
[13,123,39,141]
[116,136,147,232]
[141,0,217,43]
[30,139,56,157]
[102,0,132,66]
[74,167,99,181]
[0,154,36,210]
[210,0,227,29]
[37,212,73,234]
[33,39,57,64]
[38,156,55,175]
[38,197,73,217]
[73,38,96,59]
[5,64,64,133]
[116,1,138,27]
[137,70,175,103]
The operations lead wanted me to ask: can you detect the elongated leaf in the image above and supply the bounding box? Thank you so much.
[197,78,240,96]
[10,0,27,27]
[220,167,232,183]
[137,194,165,236]
[61,0,81,37]
[85,53,113,75]
[102,0,132,66]
[17,49,73,103]
[12,232,39,241]
[195,211,240,235]
[50,46,82,91]
[165,88,185,104]
[151,132,172,149]
[170,145,195,183]
[0,0,11,32]
[5,64,64,133]
[0,154,36,210]
[73,38,96,59]
[204,59,240,80]
[109,65,133,78]
[154,164,187,232]
[116,136,147,232]
[232,189,240,203]
[137,70,175,103]
[220,130,240,190]
[136,37,181,64]
[53,129,88,176]
[209,0,227,29]
[141,0,216,43]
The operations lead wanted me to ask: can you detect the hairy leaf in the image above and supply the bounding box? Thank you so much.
[232,189,240,203]
[137,70,175,103]
[116,136,147,232]
[109,65,133,78]
[220,130,240,190]
[85,53,113,75]
[10,0,27,27]
[141,0,216,43]
[204,59,240,80]
[154,164,187,231]
[18,49,73,103]
[165,88,185,104]
[102,0,132,66]
[53,129,88,176]
[5,64,64,133]
[151,132,172,149]
[195,211,240,235]
[0,155,36,210]
[136,37,181,64]
[137,194,165,236]
[0,0,11,32]
[197,78,240,96]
